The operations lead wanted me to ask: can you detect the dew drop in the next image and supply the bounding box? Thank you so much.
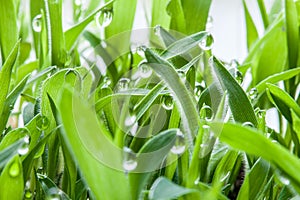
[95,9,113,28]
[9,162,20,178]
[279,176,290,185]
[242,122,254,128]
[194,177,200,185]
[171,129,185,155]
[9,104,14,110]
[32,14,42,32]
[161,94,174,110]
[102,76,111,87]
[36,115,50,131]
[200,105,214,121]
[230,59,239,68]
[199,33,214,50]
[248,88,258,100]
[136,45,146,57]
[117,78,130,92]
[194,83,204,97]
[206,16,213,31]
[178,70,186,81]
[235,69,243,84]
[74,0,82,6]
[24,189,33,199]
[138,62,152,78]
[154,25,161,36]
[18,135,30,155]
[123,147,137,171]
[257,109,266,119]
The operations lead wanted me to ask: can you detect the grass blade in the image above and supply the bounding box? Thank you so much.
[243,0,259,50]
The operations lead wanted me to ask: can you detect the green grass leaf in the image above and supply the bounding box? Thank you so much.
[58,87,131,200]
[0,0,18,62]
[0,155,24,200]
[64,0,114,51]
[149,177,200,200]
[243,0,259,50]
[211,122,300,192]
[210,56,257,126]
[167,0,186,33]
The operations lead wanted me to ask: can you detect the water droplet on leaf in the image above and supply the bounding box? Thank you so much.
[242,122,254,128]
[171,129,185,155]
[102,76,111,87]
[123,147,137,171]
[200,105,214,121]
[125,114,136,127]
[36,115,50,131]
[117,78,130,92]
[18,135,30,155]
[24,189,33,199]
[235,69,243,84]
[138,62,152,78]
[9,162,20,178]
[199,33,214,50]
[32,14,42,32]
[154,25,161,35]
[248,88,258,100]
[161,94,174,110]
[95,9,113,28]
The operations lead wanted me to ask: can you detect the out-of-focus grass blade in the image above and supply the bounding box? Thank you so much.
[266,83,300,122]
[0,74,29,132]
[38,174,71,199]
[149,177,200,200]
[58,87,131,200]
[181,0,212,34]
[129,129,177,199]
[167,0,186,33]
[64,0,114,51]
[0,40,20,127]
[161,31,208,59]
[210,122,300,192]
[0,155,24,200]
[105,0,137,51]
[269,0,283,23]
[258,0,269,28]
[210,56,257,126]
[151,0,170,29]
[243,0,259,50]
[255,68,300,93]
[285,0,299,68]
[0,0,18,63]
[30,0,44,56]
[0,138,27,169]
[237,158,270,200]
[145,48,199,149]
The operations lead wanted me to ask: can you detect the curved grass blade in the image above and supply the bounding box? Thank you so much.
[210,122,300,192]
[210,56,257,126]
[258,0,269,28]
[255,68,300,93]
[167,0,186,33]
[145,48,199,149]
[161,31,208,59]
[64,0,114,51]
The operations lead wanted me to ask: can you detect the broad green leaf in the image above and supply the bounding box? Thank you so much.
[181,0,212,34]
[161,31,208,59]
[149,177,200,200]
[145,48,199,149]
[58,87,131,200]
[64,0,114,51]
[0,155,24,200]
[0,74,29,132]
[237,158,270,200]
[167,0,186,33]
[0,0,18,62]
[210,122,300,192]
[0,128,30,151]
[151,0,170,29]
[255,68,300,93]
[285,0,299,67]
[266,83,300,122]
[105,0,137,51]
[210,56,257,126]
[0,40,20,127]
[129,129,177,199]
[243,0,259,50]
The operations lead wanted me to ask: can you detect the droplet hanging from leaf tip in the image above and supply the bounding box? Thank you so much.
[95,9,113,28]
[171,129,185,155]
[161,94,174,110]
[9,162,20,178]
